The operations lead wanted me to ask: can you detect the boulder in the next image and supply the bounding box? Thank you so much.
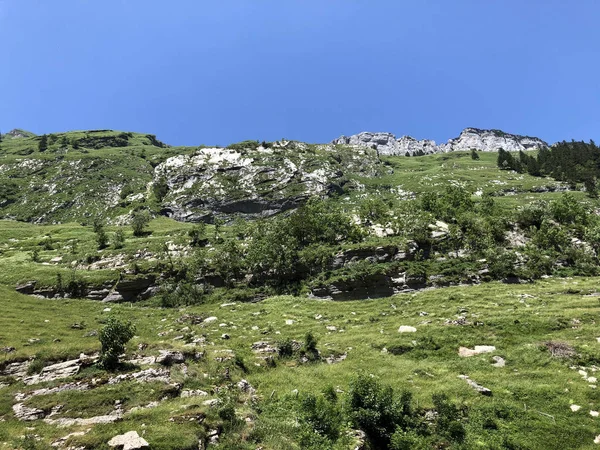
[458,346,496,357]
[156,350,185,366]
[398,326,417,333]
[16,281,36,295]
[108,431,149,450]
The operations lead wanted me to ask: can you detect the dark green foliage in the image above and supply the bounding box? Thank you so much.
[227,140,260,151]
[30,248,40,262]
[158,280,209,307]
[277,338,295,358]
[358,197,389,224]
[152,177,169,202]
[131,210,151,236]
[120,184,134,200]
[0,180,20,206]
[303,331,319,361]
[95,225,108,250]
[188,223,207,246]
[98,317,135,370]
[38,134,48,152]
[470,148,480,160]
[348,375,403,447]
[299,391,344,442]
[113,229,125,249]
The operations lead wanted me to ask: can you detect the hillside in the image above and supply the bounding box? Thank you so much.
[1,128,600,449]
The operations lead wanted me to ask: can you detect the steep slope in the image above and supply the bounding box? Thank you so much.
[332,127,549,155]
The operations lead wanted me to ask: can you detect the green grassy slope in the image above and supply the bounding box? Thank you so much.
[1,279,599,449]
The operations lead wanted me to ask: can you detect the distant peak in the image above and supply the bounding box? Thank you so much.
[4,129,36,139]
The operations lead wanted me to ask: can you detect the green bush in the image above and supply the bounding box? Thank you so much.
[98,317,135,370]
[113,229,125,249]
[131,210,151,236]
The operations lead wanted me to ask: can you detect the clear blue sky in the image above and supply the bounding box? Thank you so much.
[1,0,599,146]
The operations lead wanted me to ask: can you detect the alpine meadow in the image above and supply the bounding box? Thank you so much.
[1,126,600,449]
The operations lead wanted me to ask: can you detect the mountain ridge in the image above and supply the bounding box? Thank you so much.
[332,127,549,156]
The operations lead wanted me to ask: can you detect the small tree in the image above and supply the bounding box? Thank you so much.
[470,148,479,160]
[113,229,125,249]
[131,210,151,237]
[38,134,48,152]
[188,223,207,246]
[95,226,108,250]
[98,317,135,370]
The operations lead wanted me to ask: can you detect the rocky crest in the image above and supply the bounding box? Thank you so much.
[332,127,548,156]
[4,128,36,139]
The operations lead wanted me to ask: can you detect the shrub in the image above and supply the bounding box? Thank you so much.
[98,317,135,370]
[152,177,169,202]
[113,229,125,249]
[188,223,207,246]
[277,338,295,358]
[303,332,319,361]
[131,210,151,236]
[348,375,402,447]
[95,226,108,250]
[299,392,344,441]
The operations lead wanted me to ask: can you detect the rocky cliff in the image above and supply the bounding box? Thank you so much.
[332,127,548,156]
[154,141,382,222]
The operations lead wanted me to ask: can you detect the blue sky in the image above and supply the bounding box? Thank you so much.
[1,0,599,146]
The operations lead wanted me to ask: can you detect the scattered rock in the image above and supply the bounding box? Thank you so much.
[237,379,256,395]
[326,353,347,364]
[13,403,46,421]
[398,326,417,333]
[156,350,185,366]
[24,358,85,385]
[458,375,492,396]
[571,404,581,412]
[252,341,277,354]
[204,316,218,324]
[108,431,149,450]
[491,356,506,367]
[180,389,209,398]
[459,346,496,357]
[108,368,170,385]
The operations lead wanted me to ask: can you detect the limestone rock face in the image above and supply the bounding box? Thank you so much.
[332,127,548,156]
[154,142,382,222]
[440,128,548,153]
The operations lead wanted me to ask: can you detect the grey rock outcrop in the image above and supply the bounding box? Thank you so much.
[154,143,382,222]
[332,127,548,156]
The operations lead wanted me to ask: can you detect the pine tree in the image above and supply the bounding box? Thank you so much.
[38,134,48,152]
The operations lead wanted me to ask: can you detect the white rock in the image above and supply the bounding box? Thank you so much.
[571,404,581,412]
[108,431,149,450]
[204,316,218,323]
[398,326,417,333]
[459,346,496,357]
[285,319,294,325]
[590,410,599,417]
